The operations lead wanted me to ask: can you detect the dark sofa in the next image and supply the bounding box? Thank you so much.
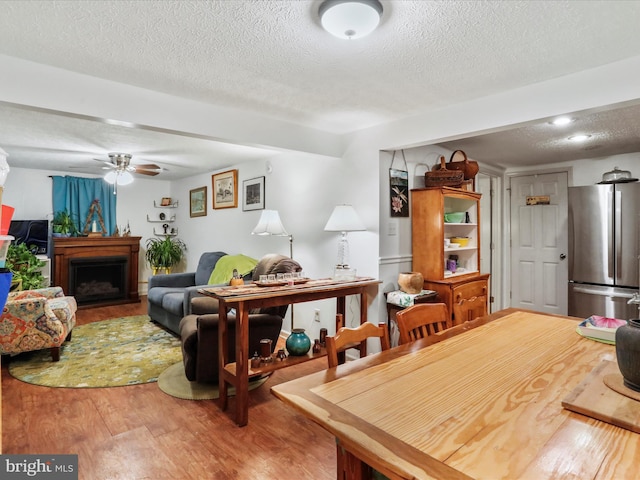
[147,251,228,334]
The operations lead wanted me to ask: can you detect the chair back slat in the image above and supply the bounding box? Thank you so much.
[326,322,390,368]
[396,303,451,345]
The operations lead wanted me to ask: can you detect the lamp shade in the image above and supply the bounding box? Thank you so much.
[104,171,118,185]
[324,205,365,232]
[104,170,134,186]
[118,170,134,185]
[319,0,383,40]
[251,210,289,236]
[0,147,9,187]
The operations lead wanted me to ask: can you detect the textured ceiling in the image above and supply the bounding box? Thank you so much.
[1,0,640,178]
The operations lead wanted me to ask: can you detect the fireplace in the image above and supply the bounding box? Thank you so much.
[53,236,141,308]
[70,256,128,305]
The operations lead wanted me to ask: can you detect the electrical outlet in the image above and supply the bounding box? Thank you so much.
[314,309,321,322]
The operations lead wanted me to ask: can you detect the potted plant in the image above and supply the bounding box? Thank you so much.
[52,210,78,237]
[6,242,46,291]
[145,236,186,274]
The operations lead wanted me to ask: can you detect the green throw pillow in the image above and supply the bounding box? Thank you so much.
[208,254,258,285]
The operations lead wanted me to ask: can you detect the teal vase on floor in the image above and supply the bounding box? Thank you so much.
[286,328,311,356]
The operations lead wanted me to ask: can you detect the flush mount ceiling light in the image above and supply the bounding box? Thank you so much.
[319,0,383,39]
[568,134,592,142]
[550,116,574,126]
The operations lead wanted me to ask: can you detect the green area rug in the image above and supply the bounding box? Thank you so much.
[157,362,269,400]
[8,315,182,388]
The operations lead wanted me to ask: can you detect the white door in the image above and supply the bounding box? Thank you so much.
[477,173,497,312]
[510,172,568,314]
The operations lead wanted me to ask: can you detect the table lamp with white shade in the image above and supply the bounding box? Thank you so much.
[251,209,296,329]
[251,209,293,259]
[324,205,365,279]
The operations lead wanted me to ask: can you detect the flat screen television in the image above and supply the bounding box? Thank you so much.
[7,220,49,255]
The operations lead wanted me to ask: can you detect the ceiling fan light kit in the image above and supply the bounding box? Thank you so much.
[100,152,162,191]
[104,170,134,186]
[319,0,383,39]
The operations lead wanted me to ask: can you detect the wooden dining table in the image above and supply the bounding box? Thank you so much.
[271,308,639,480]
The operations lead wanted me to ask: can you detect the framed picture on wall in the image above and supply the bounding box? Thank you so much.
[212,169,238,209]
[189,186,207,217]
[242,176,265,211]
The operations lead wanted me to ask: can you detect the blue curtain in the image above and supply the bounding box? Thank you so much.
[52,176,116,235]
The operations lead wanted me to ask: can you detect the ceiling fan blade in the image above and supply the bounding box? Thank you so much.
[93,158,116,168]
[134,163,162,171]
[133,169,160,177]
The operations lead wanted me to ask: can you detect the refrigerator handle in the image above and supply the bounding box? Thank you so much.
[610,191,617,280]
[571,285,636,298]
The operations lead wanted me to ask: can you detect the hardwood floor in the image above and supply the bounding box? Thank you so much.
[1,298,336,479]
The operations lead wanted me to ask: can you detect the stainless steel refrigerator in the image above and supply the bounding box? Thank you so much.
[568,183,640,320]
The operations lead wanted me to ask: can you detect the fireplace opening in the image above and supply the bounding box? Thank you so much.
[69,256,128,305]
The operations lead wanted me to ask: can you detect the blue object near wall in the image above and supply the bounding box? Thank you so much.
[52,176,117,236]
[0,268,13,311]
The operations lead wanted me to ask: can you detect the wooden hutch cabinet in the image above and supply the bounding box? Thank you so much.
[411,186,489,325]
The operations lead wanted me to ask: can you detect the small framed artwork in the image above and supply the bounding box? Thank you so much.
[243,176,265,211]
[212,169,238,209]
[189,186,207,217]
[160,197,172,207]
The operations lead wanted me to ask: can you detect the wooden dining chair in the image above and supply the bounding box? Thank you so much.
[326,320,391,479]
[326,321,390,368]
[395,303,452,345]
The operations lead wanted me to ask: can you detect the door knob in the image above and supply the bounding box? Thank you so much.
[560,253,567,260]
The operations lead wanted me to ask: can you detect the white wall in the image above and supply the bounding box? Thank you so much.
[506,151,640,186]
[3,53,640,349]
[171,150,356,337]
[3,166,172,285]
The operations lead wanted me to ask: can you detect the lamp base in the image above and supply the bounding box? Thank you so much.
[333,265,357,281]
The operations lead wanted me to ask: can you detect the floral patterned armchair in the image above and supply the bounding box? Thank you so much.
[0,286,77,361]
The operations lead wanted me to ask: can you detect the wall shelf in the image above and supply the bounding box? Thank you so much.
[149,200,178,236]
[153,228,178,237]
[154,200,179,208]
[146,215,175,222]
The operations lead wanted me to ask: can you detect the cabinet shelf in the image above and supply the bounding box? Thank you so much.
[444,269,479,278]
[445,246,477,253]
[412,187,482,280]
[412,186,489,325]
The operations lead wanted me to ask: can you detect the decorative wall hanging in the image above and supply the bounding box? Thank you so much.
[243,176,265,211]
[189,186,207,217]
[82,199,107,237]
[389,150,409,217]
[212,169,238,209]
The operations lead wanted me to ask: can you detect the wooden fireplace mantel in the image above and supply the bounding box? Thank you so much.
[53,236,141,307]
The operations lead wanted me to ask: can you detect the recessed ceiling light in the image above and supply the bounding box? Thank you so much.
[568,134,592,142]
[551,117,573,126]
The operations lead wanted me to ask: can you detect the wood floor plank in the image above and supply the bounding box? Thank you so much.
[2,297,336,479]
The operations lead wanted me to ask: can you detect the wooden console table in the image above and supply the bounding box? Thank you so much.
[199,277,381,426]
